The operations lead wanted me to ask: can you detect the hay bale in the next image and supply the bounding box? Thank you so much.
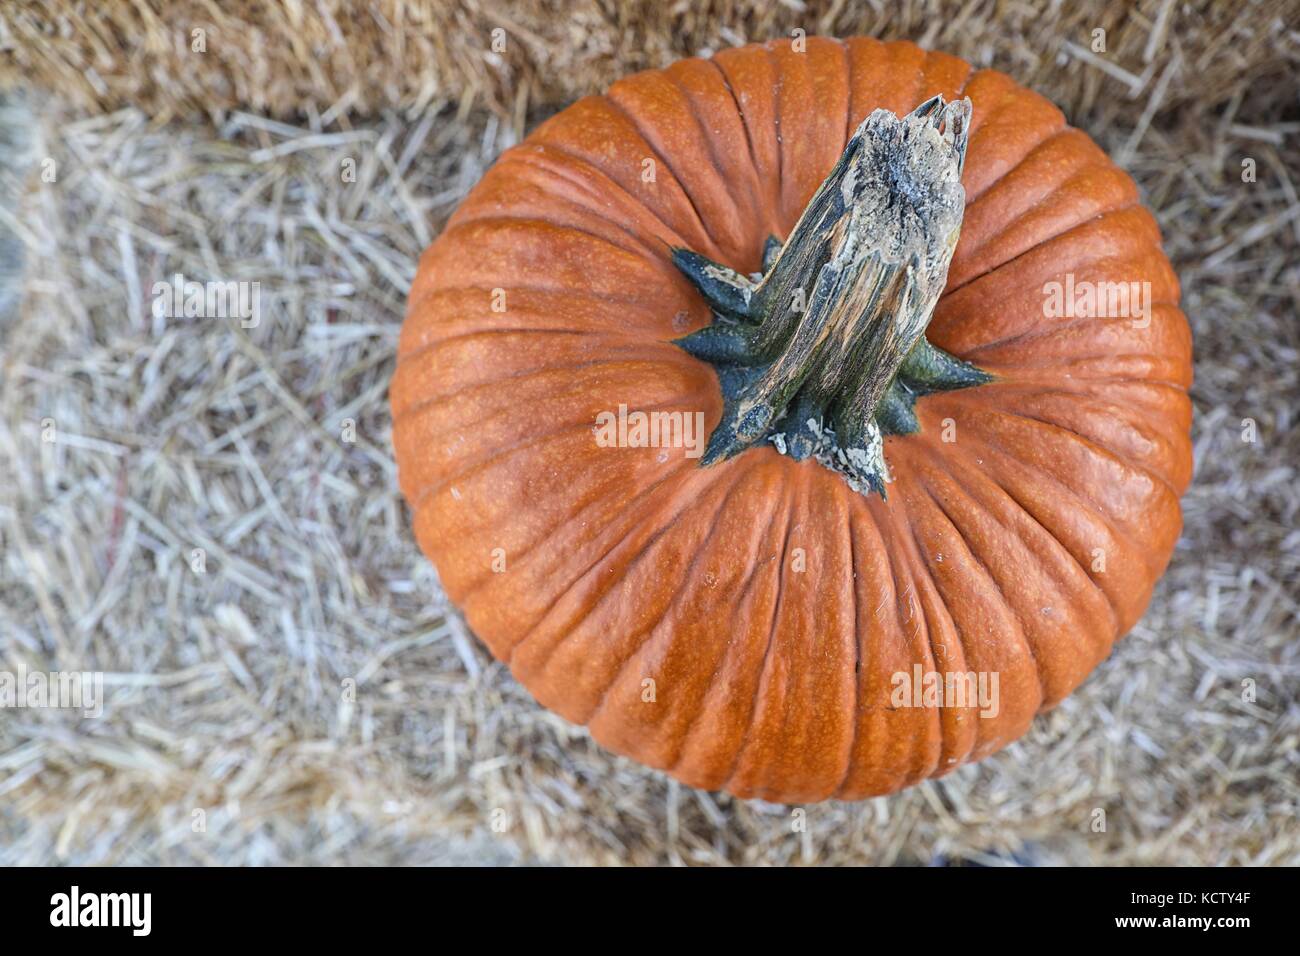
[1,0,1297,126]
[1,1,1297,864]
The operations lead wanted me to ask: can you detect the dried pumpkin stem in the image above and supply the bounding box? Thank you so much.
[672,94,991,496]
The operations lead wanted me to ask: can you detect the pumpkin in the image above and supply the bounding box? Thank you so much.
[391,37,1192,802]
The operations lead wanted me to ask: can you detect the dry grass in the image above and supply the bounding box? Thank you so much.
[1,0,1298,865]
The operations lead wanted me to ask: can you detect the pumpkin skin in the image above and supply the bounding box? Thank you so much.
[391,38,1192,802]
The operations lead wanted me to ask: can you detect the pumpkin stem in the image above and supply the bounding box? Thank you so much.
[672,94,991,496]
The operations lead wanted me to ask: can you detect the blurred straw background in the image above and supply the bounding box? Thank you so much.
[0,0,1297,864]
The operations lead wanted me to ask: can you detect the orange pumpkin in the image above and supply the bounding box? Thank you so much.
[392,37,1192,802]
